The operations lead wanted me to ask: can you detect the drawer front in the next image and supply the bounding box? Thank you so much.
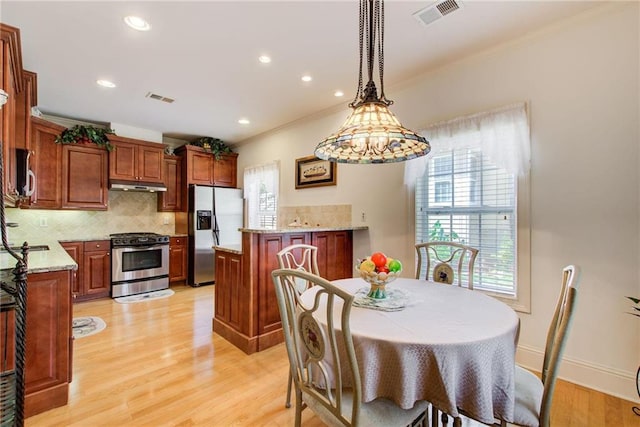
[84,240,110,251]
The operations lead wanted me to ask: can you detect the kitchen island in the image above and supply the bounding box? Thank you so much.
[213,226,367,354]
[0,241,77,417]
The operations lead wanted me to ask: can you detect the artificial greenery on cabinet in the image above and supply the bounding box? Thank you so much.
[189,137,233,159]
[54,125,115,151]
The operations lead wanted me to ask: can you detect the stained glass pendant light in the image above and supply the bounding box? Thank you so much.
[315,0,430,164]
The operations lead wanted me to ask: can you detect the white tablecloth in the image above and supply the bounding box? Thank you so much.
[300,277,520,424]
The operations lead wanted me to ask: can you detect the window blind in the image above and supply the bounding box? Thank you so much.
[416,148,517,295]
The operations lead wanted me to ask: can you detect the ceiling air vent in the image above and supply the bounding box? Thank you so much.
[413,0,463,27]
[145,92,175,103]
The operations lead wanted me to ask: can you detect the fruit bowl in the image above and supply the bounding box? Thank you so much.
[355,252,402,299]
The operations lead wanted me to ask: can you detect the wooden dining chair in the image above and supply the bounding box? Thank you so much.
[414,242,478,289]
[276,244,320,408]
[271,268,429,427]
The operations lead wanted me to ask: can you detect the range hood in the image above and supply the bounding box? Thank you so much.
[110,183,167,192]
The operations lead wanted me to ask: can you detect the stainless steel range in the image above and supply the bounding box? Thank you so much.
[110,232,170,298]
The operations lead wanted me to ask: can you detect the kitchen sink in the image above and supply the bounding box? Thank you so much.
[0,245,50,252]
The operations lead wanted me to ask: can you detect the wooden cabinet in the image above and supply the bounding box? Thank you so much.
[169,236,188,284]
[214,249,244,334]
[176,145,238,188]
[60,241,82,298]
[312,231,353,280]
[14,70,36,150]
[1,23,25,205]
[61,240,110,302]
[108,135,164,184]
[24,269,73,417]
[157,155,182,212]
[213,153,238,188]
[61,144,108,210]
[29,117,63,209]
[213,230,353,354]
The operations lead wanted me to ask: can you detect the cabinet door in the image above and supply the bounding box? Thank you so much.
[213,153,238,188]
[83,240,111,299]
[30,117,63,209]
[24,269,72,417]
[312,231,353,280]
[109,140,137,181]
[186,149,214,185]
[256,233,310,335]
[61,144,108,210]
[14,70,36,150]
[1,24,24,205]
[169,236,188,283]
[215,251,244,333]
[158,156,182,211]
[138,145,163,183]
[60,241,83,300]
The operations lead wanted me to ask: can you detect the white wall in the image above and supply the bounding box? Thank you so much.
[236,3,639,400]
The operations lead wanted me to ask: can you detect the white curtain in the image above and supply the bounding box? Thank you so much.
[244,161,279,229]
[404,102,530,185]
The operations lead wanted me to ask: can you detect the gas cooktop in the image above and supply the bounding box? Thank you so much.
[110,232,170,246]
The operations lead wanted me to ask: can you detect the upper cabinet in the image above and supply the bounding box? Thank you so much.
[175,144,238,188]
[29,117,63,209]
[0,23,25,206]
[108,135,164,184]
[61,143,108,210]
[26,117,108,211]
[157,154,182,212]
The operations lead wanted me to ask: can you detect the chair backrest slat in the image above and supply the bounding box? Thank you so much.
[415,241,479,289]
[277,244,320,294]
[538,265,580,427]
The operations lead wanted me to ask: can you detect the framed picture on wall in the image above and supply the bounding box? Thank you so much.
[295,155,337,189]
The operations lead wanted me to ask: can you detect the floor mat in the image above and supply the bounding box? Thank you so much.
[114,288,175,304]
[72,316,106,339]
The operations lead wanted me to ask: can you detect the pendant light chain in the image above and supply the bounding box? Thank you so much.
[377,0,390,105]
[351,0,366,108]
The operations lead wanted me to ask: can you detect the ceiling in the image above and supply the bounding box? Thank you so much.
[1,1,604,146]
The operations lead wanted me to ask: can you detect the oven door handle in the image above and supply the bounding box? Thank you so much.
[117,244,168,251]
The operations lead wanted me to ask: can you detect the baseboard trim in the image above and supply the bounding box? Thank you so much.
[517,345,638,402]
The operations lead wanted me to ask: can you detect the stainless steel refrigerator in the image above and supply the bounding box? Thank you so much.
[188,185,243,286]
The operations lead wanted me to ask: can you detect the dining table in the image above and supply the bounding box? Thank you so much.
[299,277,521,425]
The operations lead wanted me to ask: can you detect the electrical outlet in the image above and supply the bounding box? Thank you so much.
[163,216,170,225]
[39,217,48,227]
[361,212,366,222]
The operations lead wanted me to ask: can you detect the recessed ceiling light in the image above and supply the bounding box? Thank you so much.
[124,16,151,31]
[334,90,344,97]
[97,79,116,88]
[258,55,271,64]
[238,118,250,125]
[301,75,312,82]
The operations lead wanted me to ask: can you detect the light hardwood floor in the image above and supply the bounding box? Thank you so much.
[25,284,638,427]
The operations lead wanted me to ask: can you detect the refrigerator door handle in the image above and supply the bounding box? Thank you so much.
[213,215,220,246]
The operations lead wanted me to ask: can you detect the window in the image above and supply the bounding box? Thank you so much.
[416,149,517,293]
[406,103,531,312]
[244,161,279,229]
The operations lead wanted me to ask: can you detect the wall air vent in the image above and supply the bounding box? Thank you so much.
[145,92,175,103]
[413,0,463,27]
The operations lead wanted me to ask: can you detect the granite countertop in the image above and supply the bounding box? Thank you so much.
[240,225,369,234]
[214,244,242,255]
[0,241,77,274]
[57,236,111,243]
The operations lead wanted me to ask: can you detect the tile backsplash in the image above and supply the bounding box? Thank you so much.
[5,191,175,244]
[278,204,351,228]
